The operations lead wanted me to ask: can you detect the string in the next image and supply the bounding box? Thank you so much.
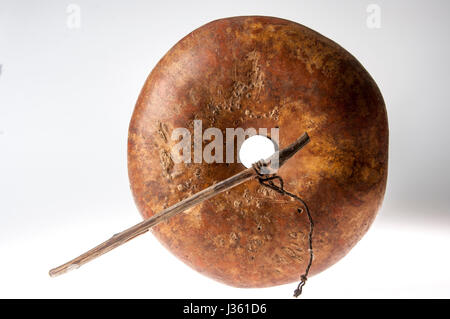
[252,161,314,298]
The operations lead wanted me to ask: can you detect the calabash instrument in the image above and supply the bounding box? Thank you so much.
[50,16,388,296]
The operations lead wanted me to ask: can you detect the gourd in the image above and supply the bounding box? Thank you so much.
[128,16,388,287]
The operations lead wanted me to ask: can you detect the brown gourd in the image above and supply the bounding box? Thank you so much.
[127,16,388,288]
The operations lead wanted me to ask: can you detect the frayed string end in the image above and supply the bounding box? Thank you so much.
[293,275,308,297]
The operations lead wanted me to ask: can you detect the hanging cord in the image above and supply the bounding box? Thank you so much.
[252,160,314,298]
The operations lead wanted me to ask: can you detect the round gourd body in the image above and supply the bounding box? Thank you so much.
[127,16,388,287]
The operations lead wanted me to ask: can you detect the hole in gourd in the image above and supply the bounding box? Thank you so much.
[239,135,276,168]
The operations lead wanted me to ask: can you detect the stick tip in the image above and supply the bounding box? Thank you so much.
[49,263,79,278]
[277,132,310,168]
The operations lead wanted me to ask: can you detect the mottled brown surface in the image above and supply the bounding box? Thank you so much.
[128,16,388,287]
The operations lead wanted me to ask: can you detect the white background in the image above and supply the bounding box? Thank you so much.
[1,0,449,298]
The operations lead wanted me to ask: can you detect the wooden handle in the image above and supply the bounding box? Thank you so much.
[49,133,310,277]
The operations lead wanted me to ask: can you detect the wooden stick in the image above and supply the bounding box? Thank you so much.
[49,132,310,277]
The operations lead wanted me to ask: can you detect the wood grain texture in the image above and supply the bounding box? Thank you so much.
[128,16,388,287]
